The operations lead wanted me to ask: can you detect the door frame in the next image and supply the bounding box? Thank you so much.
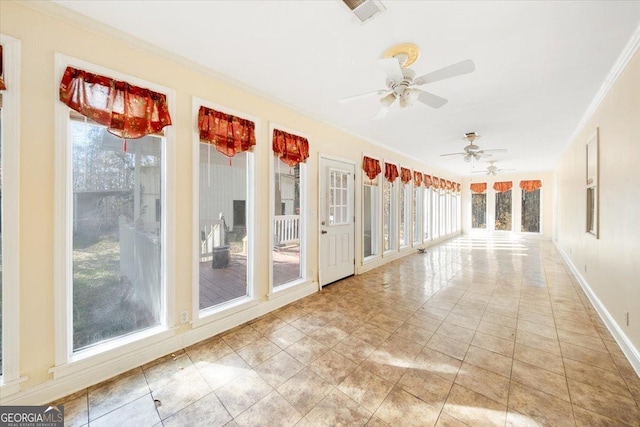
[317,154,357,289]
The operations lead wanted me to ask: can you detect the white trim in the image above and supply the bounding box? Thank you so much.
[0,34,21,391]
[53,53,176,366]
[555,242,640,377]
[566,22,640,155]
[268,122,308,294]
[1,281,316,406]
[192,297,259,329]
[191,97,259,320]
[361,152,382,263]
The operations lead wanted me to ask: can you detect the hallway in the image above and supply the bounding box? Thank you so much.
[55,237,640,426]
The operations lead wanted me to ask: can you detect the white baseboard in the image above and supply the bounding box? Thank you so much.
[555,241,640,377]
[1,282,317,405]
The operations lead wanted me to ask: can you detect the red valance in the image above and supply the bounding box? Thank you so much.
[456,183,461,193]
[520,180,542,192]
[198,106,256,157]
[0,45,6,91]
[400,167,412,184]
[363,156,382,180]
[470,183,487,193]
[432,176,441,189]
[493,181,513,193]
[446,180,453,191]
[59,66,172,139]
[424,174,433,188]
[273,129,309,167]
[413,171,423,187]
[440,178,447,189]
[384,163,399,183]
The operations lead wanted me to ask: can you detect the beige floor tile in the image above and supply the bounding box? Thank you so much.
[560,341,617,372]
[236,337,282,367]
[338,366,394,413]
[162,392,232,427]
[435,411,470,427]
[333,335,376,364]
[563,357,632,399]
[398,367,453,410]
[285,336,329,365]
[454,362,510,405]
[360,349,409,384]
[250,314,288,335]
[151,364,212,420]
[507,383,574,427]
[367,313,405,332]
[510,360,570,402]
[351,323,392,347]
[254,350,304,388]
[557,327,608,352]
[277,368,334,416]
[412,347,462,382]
[516,319,558,340]
[374,386,440,427]
[515,330,561,355]
[309,324,350,348]
[52,390,87,427]
[471,331,514,358]
[197,352,251,390]
[309,349,357,385]
[482,311,518,329]
[394,322,434,346]
[377,333,424,361]
[567,377,640,427]
[289,313,327,335]
[513,342,565,375]
[265,324,307,349]
[234,391,302,427]
[221,325,262,351]
[446,312,481,329]
[425,334,469,361]
[306,389,372,427]
[405,313,444,332]
[186,338,235,368]
[442,384,506,427]
[214,370,273,418]
[435,322,476,344]
[572,405,630,427]
[90,370,149,423]
[463,345,512,378]
[89,394,160,427]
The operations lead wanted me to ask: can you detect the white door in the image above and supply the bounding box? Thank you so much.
[319,157,355,286]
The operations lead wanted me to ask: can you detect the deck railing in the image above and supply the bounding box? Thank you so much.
[200,218,226,261]
[274,214,300,245]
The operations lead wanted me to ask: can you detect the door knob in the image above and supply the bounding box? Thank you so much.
[321,230,327,234]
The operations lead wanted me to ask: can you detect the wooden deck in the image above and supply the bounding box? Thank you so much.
[199,246,301,309]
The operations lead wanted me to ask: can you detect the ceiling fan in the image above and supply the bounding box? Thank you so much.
[440,132,507,163]
[472,161,515,176]
[339,43,475,120]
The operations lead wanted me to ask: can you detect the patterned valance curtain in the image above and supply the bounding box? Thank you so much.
[440,178,447,189]
[470,183,487,193]
[273,129,309,167]
[59,66,172,140]
[493,181,513,193]
[413,171,423,187]
[520,180,542,192]
[456,183,461,193]
[362,156,382,180]
[424,174,433,188]
[446,180,453,191]
[400,167,412,184]
[432,176,441,189]
[198,106,256,157]
[384,163,399,183]
[0,45,6,91]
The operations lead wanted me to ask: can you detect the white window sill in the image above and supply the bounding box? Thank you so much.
[193,296,259,329]
[363,255,380,264]
[269,279,314,300]
[0,376,29,399]
[50,326,176,380]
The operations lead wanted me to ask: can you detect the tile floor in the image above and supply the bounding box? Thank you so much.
[54,237,640,426]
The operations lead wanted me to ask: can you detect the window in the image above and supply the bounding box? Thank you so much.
[413,184,422,245]
[471,183,487,229]
[70,117,165,351]
[494,182,513,231]
[439,190,446,236]
[330,169,350,225]
[399,181,411,247]
[521,187,541,233]
[56,57,174,362]
[363,171,380,258]
[383,174,397,252]
[432,189,440,239]
[423,187,431,241]
[273,157,305,287]
[198,144,251,310]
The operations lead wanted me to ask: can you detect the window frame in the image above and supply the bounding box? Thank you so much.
[382,161,398,255]
[413,183,423,246]
[53,54,176,371]
[521,186,543,234]
[269,123,308,294]
[399,173,411,249]
[191,97,257,324]
[423,187,431,241]
[0,34,21,391]
[494,184,514,232]
[362,154,382,263]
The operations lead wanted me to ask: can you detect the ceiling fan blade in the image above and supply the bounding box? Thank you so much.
[339,89,391,103]
[414,59,475,85]
[414,90,448,109]
[372,97,396,120]
[471,171,487,174]
[440,152,466,157]
[378,57,404,82]
[481,148,508,153]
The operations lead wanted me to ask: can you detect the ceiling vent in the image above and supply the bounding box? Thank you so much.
[342,0,386,23]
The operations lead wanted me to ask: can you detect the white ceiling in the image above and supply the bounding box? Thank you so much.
[53,0,640,176]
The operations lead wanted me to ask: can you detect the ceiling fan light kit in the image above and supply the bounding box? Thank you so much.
[440,131,508,165]
[339,43,475,119]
